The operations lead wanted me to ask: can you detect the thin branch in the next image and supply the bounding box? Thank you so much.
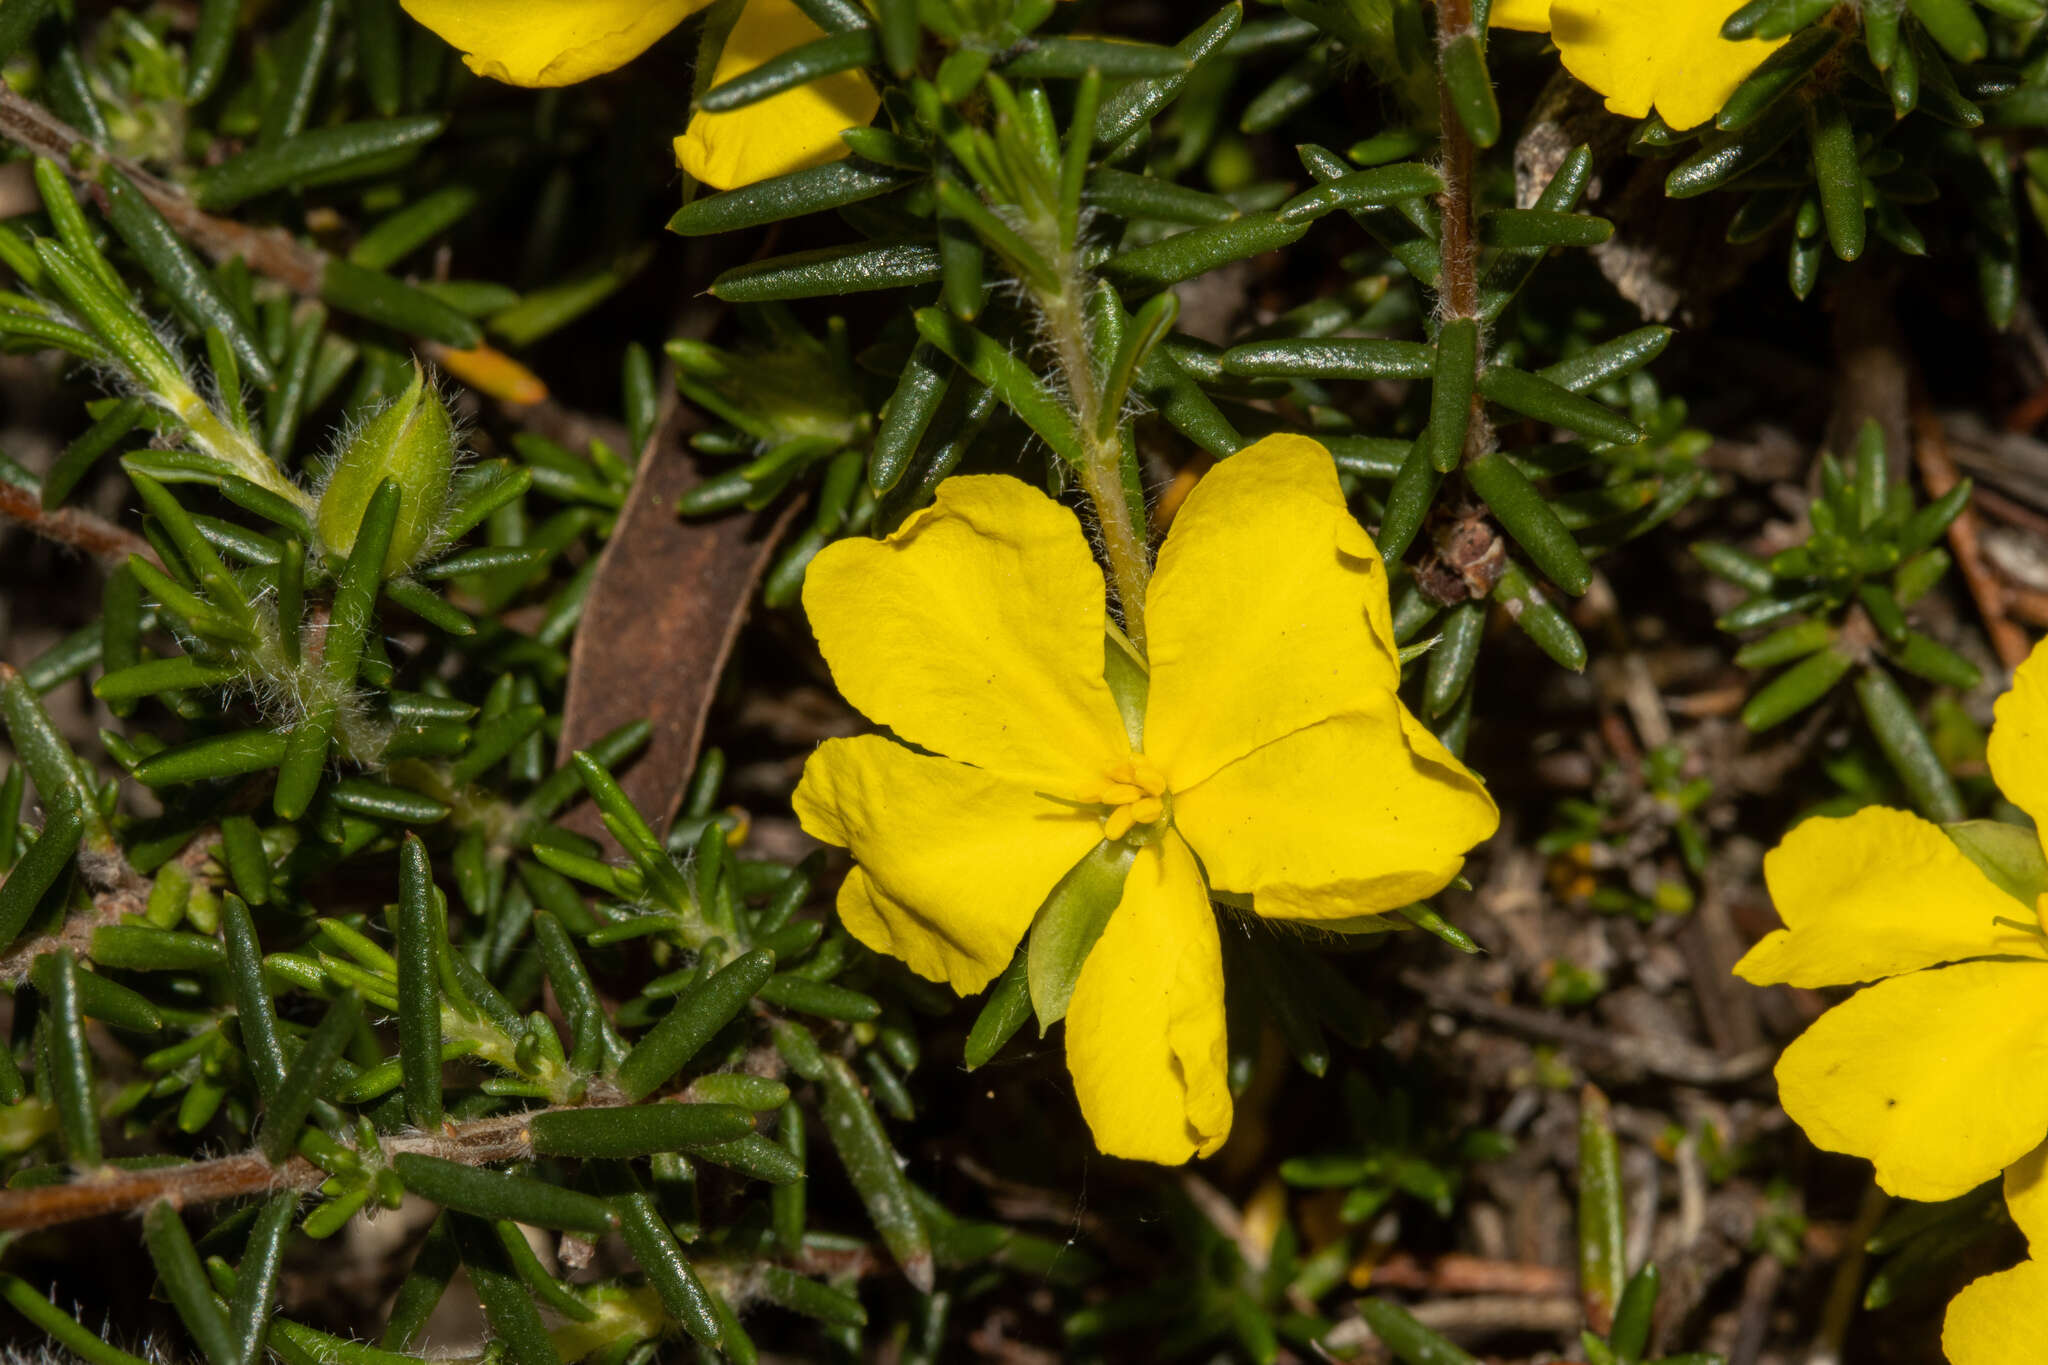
[0,480,157,567]
[1435,0,1482,324]
[1910,401,2033,671]
[1433,0,1495,475]
[0,1108,546,1232]
[1399,968,1774,1085]
[0,85,324,293]
[0,832,214,988]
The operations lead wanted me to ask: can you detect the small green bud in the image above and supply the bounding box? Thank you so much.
[315,364,455,575]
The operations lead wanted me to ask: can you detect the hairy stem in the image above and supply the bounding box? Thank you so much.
[1036,279,1152,655]
[1435,0,1493,467]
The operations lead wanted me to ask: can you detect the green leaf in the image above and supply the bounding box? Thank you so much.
[1743,645,1853,730]
[1002,35,1189,77]
[1716,23,1838,129]
[1276,163,1444,224]
[1428,319,1479,473]
[1093,2,1242,147]
[712,240,942,301]
[1477,207,1611,249]
[1101,215,1308,293]
[1855,664,1965,822]
[1223,337,1434,380]
[0,801,81,947]
[1807,92,1865,262]
[1578,1084,1626,1334]
[1026,840,1138,1031]
[0,1276,153,1365]
[528,1103,755,1158]
[615,1192,722,1345]
[445,1214,561,1365]
[1440,33,1500,148]
[914,308,1084,468]
[100,172,273,386]
[819,1053,934,1293]
[192,118,447,209]
[700,29,878,111]
[1466,451,1592,595]
[144,1200,238,1365]
[1477,365,1643,445]
[258,989,362,1164]
[616,949,775,1102]
[394,1154,618,1235]
[1356,1299,1480,1365]
[318,259,481,348]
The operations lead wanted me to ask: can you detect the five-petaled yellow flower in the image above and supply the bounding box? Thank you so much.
[1735,635,2048,1362]
[790,435,1499,1163]
[1488,0,1786,131]
[399,0,881,189]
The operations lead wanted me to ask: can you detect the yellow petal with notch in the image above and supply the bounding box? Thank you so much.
[1734,805,2040,990]
[400,0,710,87]
[1943,1258,2048,1365]
[1988,636,2048,836]
[1775,958,2048,1202]
[1143,434,1401,792]
[1174,694,1497,922]
[794,736,1102,995]
[674,0,882,190]
[1063,834,1230,1164]
[2004,1139,2048,1255]
[802,473,1131,798]
[1548,0,1785,131]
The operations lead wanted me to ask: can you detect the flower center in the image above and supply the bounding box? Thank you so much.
[1092,756,1171,843]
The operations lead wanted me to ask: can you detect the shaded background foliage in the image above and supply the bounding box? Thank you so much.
[0,0,2044,1362]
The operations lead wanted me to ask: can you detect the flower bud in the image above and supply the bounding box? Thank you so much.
[315,364,455,575]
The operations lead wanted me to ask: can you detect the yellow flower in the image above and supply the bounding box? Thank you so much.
[1734,636,2048,1203]
[1492,0,1787,131]
[1944,1141,2048,1365]
[792,434,1499,1164]
[399,0,881,190]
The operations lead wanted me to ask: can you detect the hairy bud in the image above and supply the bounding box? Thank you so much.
[315,364,455,575]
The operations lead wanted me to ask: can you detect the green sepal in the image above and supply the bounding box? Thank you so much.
[1027,840,1139,1031]
[1945,820,2048,908]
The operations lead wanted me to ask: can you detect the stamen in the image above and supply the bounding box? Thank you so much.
[1103,806,1137,841]
[1128,795,1164,825]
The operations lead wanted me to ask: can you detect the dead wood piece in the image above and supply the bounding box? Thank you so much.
[555,401,798,848]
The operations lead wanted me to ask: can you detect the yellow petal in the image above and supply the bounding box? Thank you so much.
[1144,433,1402,791]
[1989,635,2048,835]
[1489,0,1552,31]
[801,474,1130,797]
[1064,834,1231,1163]
[400,0,709,87]
[794,736,1102,994]
[1943,1259,2048,1365]
[673,0,881,190]
[1549,0,1786,131]
[2005,1139,2048,1254]
[1733,806,2038,990]
[1775,958,2048,1202]
[1174,693,1498,921]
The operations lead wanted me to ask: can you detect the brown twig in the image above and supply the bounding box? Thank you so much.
[1911,402,2033,671]
[0,480,157,567]
[1433,0,1495,477]
[0,85,325,293]
[0,1107,547,1232]
[1399,968,1774,1085]
[0,830,214,988]
[1434,0,1481,325]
